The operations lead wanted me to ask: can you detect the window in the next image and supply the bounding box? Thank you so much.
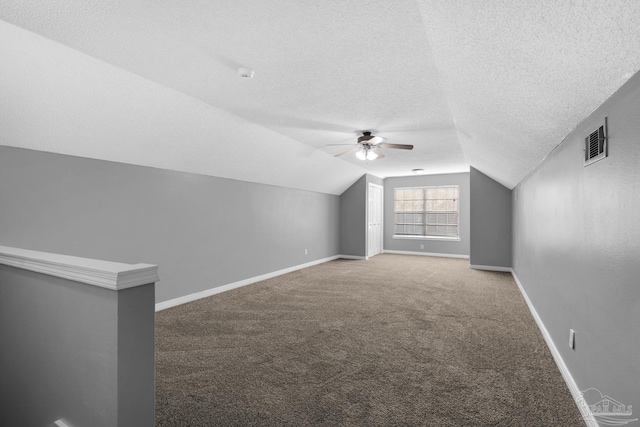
[394,186,459,238]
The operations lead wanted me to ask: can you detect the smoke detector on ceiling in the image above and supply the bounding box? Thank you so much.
[237,67,254,79]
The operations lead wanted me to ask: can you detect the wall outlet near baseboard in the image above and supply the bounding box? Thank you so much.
[420,244,424,249]
[569,329,575,349]
[304,249,308,255]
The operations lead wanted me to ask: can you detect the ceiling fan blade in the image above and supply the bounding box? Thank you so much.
[334,147,359,157]
[326,143,357,146]
[379,142,413,150]
[368,136,386,145]
[371,148,385,159]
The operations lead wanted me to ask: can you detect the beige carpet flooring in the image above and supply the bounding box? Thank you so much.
[155,254,584,426]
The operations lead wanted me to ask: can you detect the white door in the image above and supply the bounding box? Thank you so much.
[368,183,383,258]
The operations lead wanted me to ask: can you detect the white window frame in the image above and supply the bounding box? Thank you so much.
[392,185,461,241]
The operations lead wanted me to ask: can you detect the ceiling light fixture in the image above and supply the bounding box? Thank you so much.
[355,146,378,161]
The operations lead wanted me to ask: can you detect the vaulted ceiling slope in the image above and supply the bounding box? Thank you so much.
[1,1,639,194]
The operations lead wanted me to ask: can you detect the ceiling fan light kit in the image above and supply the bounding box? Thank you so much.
[356,146,378,161]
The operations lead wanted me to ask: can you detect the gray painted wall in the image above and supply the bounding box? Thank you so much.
[0,147,340,303]
[513,72,640,415]
[0,265,155,427]
[118,284,156,426]
[339,174,367,257]
[338,174,384,258]
[367,174,384,187]
[470,167,512,268]
[383,173,470,256]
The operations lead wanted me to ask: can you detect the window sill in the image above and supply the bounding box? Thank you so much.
[393,235,461,242]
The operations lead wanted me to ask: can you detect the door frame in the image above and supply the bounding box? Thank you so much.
[367,183,384,259]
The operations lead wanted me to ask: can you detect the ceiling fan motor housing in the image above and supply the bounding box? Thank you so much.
[358,132,373,144]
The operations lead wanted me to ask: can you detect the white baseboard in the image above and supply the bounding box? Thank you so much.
[470,264,512,272]
[383,250,469,259]
[510,270,597,427]
[337,254,367,260]
[155,255,340,311]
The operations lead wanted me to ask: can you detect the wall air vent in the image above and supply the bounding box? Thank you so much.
[584,117,608,166]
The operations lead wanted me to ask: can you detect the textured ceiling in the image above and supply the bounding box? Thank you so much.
[1,1,640,194]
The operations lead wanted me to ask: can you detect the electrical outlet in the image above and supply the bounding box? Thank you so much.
[569,329,575,349]
[304,249,308,255]
[420,244,424,249]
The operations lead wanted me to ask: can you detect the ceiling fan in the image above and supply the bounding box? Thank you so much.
[328,131,413,161]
